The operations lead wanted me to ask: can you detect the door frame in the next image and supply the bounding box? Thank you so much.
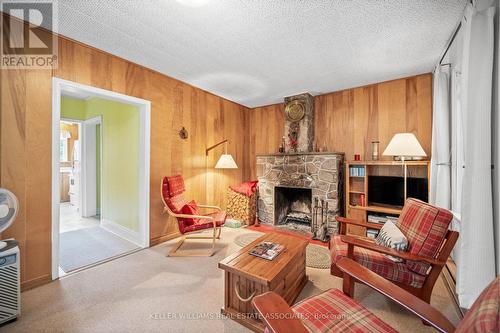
[51,78,151,280]
[80,116,102,218]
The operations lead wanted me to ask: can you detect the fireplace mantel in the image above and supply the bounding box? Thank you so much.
[256,152,344,235]
[257,151,344,157]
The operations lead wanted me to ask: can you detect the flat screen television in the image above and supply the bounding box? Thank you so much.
[368,176,428,208]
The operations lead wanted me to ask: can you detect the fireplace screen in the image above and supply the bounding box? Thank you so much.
[274,186,312,233]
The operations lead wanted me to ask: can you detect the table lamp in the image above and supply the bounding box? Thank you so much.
[383,133,426,201]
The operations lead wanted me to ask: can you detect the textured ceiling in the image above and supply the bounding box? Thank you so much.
[23,0,466,107]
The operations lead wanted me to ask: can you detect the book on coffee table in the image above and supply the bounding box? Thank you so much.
[249,241,285,260]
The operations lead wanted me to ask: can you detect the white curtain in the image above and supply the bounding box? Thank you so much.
[495,0,500,276]
[450,68,464,261]
[430,68,451,209]
[492,0,500,278]
[457,4,496,309]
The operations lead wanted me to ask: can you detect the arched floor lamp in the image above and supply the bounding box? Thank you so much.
[206,139,238,169]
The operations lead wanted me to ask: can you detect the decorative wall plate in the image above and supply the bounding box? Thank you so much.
[285,100,305,122]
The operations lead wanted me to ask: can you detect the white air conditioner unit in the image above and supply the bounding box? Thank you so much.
[0,189,20,324]
[0,240,20,324]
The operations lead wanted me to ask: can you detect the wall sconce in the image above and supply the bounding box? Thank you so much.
[179,127,188,140]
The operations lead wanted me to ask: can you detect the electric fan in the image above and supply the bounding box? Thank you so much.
[0,188,20,325]
[0,188,18,250]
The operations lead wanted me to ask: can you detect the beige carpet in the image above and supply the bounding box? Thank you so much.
[59,226,140,273]
[0,227,461,333]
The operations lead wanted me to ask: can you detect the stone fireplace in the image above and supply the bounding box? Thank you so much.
[274,186,312,233]
[255,92,344,237]
[256,153,344,236]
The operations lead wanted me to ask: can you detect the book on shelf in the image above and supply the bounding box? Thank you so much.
[349,166,365,177]
[359,194,366,207]
[249,242,285,260]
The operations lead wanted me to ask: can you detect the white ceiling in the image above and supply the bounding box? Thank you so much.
[33,0,466,107]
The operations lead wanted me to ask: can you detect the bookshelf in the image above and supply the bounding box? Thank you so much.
[345,160,430,236]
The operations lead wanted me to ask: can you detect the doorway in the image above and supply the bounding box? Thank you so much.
[59,118,101,234]
[52,78,151,279]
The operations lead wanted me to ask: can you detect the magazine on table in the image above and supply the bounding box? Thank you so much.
[249,241,285,260]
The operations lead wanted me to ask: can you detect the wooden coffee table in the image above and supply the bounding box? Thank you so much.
[218,232,308,332]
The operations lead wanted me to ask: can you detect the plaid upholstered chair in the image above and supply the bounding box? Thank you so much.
[161,175,226,256]
[253,257,499,333]
[331,198,458,303]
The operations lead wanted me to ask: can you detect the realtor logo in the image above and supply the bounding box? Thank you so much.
[1,0,58,69]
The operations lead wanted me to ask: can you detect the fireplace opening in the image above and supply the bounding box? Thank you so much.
[274,186,312,233]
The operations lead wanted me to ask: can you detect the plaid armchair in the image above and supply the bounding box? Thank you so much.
[331,198,458,303]
[252,258,499,333]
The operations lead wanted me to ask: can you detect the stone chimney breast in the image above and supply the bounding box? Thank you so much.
[284,93,314,152]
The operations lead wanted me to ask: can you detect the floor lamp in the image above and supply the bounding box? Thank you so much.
[206,139,238,169]
[204,139,238,208]
[382,133,426,202]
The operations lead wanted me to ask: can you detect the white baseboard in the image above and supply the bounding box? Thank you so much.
[100,219,143,247]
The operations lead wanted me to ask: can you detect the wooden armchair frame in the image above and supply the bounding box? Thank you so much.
[253,257,457,333]
[161,184,223,257]
[332,216,459,303]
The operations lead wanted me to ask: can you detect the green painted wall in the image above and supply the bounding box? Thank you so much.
[61,96,140,232]
[61,97,86,120]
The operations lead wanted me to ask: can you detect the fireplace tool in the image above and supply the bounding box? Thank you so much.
[312,198,329,242]
[312,197,319,236]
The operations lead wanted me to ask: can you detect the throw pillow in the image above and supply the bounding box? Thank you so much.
[375,220,409,263]
[180,200,200,225]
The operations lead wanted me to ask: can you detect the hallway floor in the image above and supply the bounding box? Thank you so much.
[60,202,100,233]
[59,202,139,273]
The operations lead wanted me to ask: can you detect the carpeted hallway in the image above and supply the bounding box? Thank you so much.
[59,226,140,273]
[0,227,462,333]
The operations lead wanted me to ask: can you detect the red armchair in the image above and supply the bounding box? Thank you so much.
[252,258,499,333]
[161,175,226,256]
[331,198,458,303]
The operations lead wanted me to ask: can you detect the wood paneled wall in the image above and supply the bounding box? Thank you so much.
[0,13,432,290]
[248,74,432,178]
[1,24,249,288]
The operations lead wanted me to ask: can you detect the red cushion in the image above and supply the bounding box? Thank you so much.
[182,211,226,233]
[166,175,185,196]
[292,288,397,333]
[229,180,258,197]
[165,194,188,214]
[330,235,426,288]
[180,200,199,226]
[397,198,453,275]
[456,277,500,333]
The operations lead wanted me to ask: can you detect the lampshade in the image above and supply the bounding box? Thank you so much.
[382,133,427,158]
[215,154,238,169]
